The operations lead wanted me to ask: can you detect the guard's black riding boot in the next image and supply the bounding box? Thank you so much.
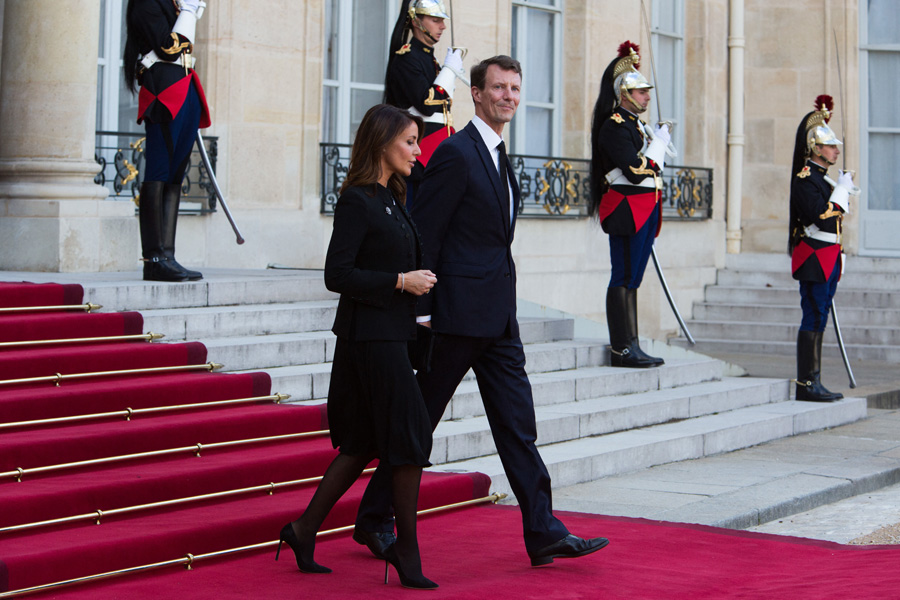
[162,183,203,281]
[795,330,843,402]
[139,181,189,282]
[607,286,657,368]
[626,287,664,367]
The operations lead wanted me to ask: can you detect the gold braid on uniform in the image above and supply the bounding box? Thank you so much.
[162,32,192,55]
[423,87,453,130]
[819,202,842,220]
[629,155,654,177]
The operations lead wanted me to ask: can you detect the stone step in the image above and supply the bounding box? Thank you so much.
[73,269,336,311]
[257,338,611,403]
[429,377,788,465]
[692,302,900,327]
[683,319,900,346]
[716,269,900,291]
[670,338,900,362]
[141,301,338,340]
[265,356,725,419]
[704,286,900,308]
[431,397,868,498]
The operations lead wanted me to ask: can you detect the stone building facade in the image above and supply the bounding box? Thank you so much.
[1,0,894,340]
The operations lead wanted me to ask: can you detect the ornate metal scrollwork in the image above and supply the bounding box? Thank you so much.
[318,142,711,221]
[94,131,218,214]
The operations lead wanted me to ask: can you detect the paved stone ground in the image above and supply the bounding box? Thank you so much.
[549,349,900,545]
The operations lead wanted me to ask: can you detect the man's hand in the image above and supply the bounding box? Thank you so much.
[443,48,464,73]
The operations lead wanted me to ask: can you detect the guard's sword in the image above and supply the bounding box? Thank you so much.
[831,299,857,388]
[196,131,245,245]
[446,0,470,86]
[651,246,695,344]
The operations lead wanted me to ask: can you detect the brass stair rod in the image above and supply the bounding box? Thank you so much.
[0,332,165,349]
[0,492,506,599]
[0,362,224,388]
[1,429,328,482]
[0,467,375,536]
[0,393,291,431]
[0,302,102,314]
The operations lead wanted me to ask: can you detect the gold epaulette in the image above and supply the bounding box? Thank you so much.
[395,43,411,55]
[796,166,811,179]
[610,113,624,124]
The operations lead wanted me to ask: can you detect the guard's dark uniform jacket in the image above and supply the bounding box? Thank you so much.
[592,107,662,236]
[790,160,843,282]
[131,0,211,128]
[385,37,452,170]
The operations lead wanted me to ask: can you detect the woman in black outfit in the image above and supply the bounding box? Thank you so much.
[276,104,438,589]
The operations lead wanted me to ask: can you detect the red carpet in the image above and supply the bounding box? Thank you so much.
[21,505,900,600]
[5,280,899,599]
[0,281,493,597]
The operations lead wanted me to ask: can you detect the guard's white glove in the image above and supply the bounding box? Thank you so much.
[179,0,205,16]
[653,123,671,146]
[829,170,858,214]
[837,170,854,189]
[644,123,669,170]
[443,48,464,73]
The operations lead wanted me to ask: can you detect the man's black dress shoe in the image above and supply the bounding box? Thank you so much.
[528,534,610,567]
[352,529,396,560]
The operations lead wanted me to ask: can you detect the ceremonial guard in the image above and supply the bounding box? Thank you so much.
[589,42,671,368]
[788,95,856,402]
[124,0,211,282]
[384,0,464,203]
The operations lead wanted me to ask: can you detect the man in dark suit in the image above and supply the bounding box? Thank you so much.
[353,55,609,567]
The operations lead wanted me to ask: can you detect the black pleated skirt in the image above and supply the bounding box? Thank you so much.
[327,338,432,467]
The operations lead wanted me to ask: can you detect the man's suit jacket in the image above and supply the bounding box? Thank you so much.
[411,121,520,339]
[325,184,422,342]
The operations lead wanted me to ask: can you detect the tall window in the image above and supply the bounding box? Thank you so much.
[649,0,684,157]
[97,0,140,133]
[323,0,394,143]
[860,0,900,255]
[510,0,562,156]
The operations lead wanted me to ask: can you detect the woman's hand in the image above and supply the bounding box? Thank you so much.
[397,270,437,296]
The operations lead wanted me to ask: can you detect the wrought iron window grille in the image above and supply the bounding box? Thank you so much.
[94,131,219,215]
[321,142,712,220]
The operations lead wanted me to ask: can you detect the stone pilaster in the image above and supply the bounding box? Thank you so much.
[0,0,137,272]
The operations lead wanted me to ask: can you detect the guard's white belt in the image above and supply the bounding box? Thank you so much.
[140,50,195,71]
[803,224,838,244]
[605,167,657,189]
[407,106,446,126]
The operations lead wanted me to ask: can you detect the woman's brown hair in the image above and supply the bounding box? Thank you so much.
[340,104,424,203]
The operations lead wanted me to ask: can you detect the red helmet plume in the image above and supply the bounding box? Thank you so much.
[814,95,834,122]
[617,41,641,69]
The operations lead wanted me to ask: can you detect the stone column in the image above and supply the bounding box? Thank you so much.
[0,0,137,272]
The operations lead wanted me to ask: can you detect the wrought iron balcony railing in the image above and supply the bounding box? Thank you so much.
[94,131,219,214]
[321,142,712,220]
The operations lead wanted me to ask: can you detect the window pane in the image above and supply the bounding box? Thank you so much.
[324,0,339,80]
[654,0,678,33]
[118,71,141,133]
[656,36,677,118]
[350,88,383,140]
[525,106,551,155]
[521,0,557,7]
[525,9,554,103]
[868,133,900,210]
[869,52,900,128]
[98,0,107,58]
[322,85,338,143]
[869,0,900,44]
[351,1,389,85]
[96,65,104,129]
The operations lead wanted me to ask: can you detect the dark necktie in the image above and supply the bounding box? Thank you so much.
[497,140,511,224]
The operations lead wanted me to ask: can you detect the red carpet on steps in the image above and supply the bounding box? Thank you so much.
[0,282,84,307]
[22,505,900,600]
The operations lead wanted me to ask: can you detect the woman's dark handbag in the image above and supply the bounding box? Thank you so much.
[408,324,435,372]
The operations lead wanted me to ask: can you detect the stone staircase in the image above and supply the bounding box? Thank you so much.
[671,253,900,362]
[18,268,867,503]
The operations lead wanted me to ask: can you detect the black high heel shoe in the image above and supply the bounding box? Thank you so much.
[275,522,332,574]
[383,545,438,590]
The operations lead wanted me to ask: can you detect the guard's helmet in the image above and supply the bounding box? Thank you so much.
[409,0,450,21]
[602,41,652,113]
[804,94,842,153]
